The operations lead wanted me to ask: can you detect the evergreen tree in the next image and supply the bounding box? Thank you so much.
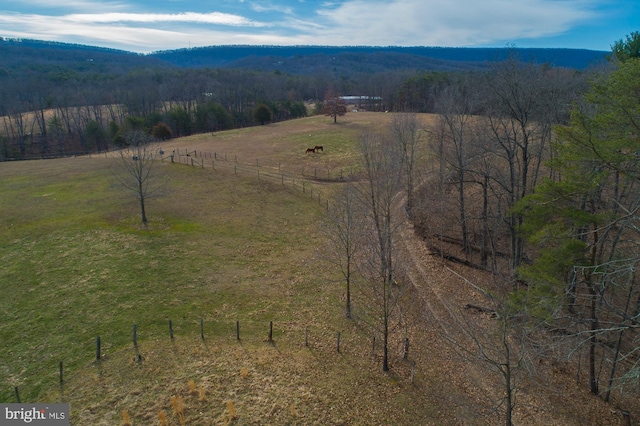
[516,54,640,399]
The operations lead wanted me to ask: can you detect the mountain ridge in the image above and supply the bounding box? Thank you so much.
[0,38,609,75]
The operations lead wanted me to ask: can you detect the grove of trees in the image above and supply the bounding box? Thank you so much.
[427,36,640,422]
[324,33,640,424]
[0,67,311,160]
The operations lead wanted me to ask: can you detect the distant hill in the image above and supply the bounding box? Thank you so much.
[0,39,609,79]
[150,45,610,73]
[0,38,174,77]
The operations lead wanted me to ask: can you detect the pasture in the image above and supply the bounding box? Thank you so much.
[0,113,451,425]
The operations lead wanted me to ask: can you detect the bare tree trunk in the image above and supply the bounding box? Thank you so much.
[358,130,402,372]
[114,131,158,225]
[323,182,361,320]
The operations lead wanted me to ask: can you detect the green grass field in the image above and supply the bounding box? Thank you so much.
[0,114,453,425]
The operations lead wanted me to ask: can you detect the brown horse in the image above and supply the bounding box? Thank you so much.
[314,145,324,152]
[306,147,316,154]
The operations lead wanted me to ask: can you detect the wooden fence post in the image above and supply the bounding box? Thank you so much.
[133,324,137,347]
[336,332,341,352]
[200,319,204,340]
[305,328,309,347]
[96,336,101,360]
[268,321,273,342]
[14,386,20,403]
[371,336,376,355]
[169,320,174,339]
[236,321,240,341]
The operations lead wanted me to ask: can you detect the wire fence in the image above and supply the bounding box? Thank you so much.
[8,317,415,405]
[163,147,360,210]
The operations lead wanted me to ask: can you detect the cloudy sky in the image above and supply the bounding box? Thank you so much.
[0,0,638,53]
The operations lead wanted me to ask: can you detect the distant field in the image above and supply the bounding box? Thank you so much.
[0,113,455,424]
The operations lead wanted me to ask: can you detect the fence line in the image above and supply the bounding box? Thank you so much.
[164,147,359,210]
[8,317,415,402]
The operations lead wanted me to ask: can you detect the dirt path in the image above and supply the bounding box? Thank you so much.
[391,193,505,423]
[393,191,625,425]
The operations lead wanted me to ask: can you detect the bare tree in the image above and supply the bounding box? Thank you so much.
[357,129,404,371]
[482,58,558,270]
[437,272,536,426]
[454,306,533,426]
[389,113,423,215]
[323,90,348,123]
[431,83,481,255]
[322,182,363,319]
[113,130,160,224]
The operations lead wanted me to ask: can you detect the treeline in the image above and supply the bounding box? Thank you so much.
[0,55,468,160]
[325,46,638,421]
[0,39,609,161]
[408,37,640,420]
[1,43,607,163]
[0,67,320,159]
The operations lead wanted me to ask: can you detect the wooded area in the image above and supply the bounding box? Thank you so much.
[322,33,640,424]
[0,38,607,161]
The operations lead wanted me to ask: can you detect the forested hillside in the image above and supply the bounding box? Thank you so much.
[151,45,609,72]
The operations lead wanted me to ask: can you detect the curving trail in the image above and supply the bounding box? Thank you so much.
[391,193,503,423]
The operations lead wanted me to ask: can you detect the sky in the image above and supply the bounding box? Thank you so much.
[0,0,638,54]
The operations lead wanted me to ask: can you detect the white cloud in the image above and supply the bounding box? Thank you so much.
[0,0,608,52]
[62,11,268,26]
[3,0,129,13]
[311,0,598,46]
[249,1,294,15]
[0,11,297,51]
